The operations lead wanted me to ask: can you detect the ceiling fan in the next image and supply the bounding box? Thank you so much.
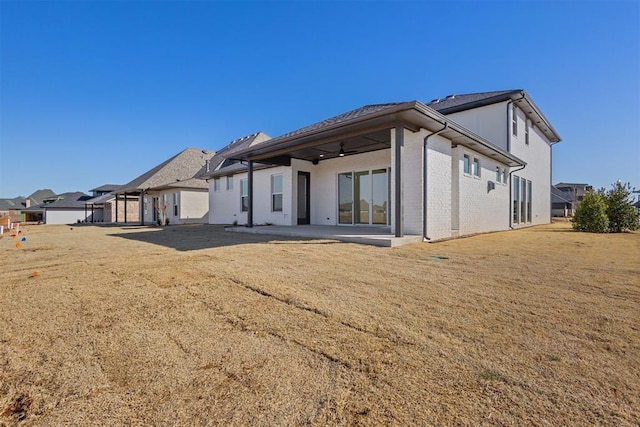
[337,141,357,157]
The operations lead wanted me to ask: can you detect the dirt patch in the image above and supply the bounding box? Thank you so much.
[0,222,639,425]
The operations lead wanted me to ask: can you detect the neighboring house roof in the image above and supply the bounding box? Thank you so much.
[116,147,216,194]
[225,100,525,168]
[0,197,26,210]
[197,132,271,180]
[85,193,115,205]
[427,89,561,143]
[551,186,572,204]
[632,200,640,208]
[24,192,93,211]
[28,189,56,205]
[90,184,121,193]
[554,182,591,188]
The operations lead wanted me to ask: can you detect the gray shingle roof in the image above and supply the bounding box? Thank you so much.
[85,193,115,205]
[551,186,572,204]
[0,197,26,210]
[25,192,93,210]
[197,132,271,180]
[117,148,215,193]
[90,184,120,193]
[27,189,56,205]
[272,103,404,141]
[427,90,521,114]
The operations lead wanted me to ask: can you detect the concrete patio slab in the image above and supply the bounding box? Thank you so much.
[225,225,423,247]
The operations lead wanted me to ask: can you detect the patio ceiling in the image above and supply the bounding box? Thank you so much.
[283,128,392,163]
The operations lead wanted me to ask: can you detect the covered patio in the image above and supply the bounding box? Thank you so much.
[226,224,422,247]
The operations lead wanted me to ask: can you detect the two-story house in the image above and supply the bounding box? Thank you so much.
[201,89,561,243]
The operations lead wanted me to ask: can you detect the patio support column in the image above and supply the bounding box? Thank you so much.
[140,190,145,226]
[115,195,119,222]
[84,204,88,223]
[394,126,404,237]
[91,204,94,223]
[247,160,254,227]
[124,193,128,223]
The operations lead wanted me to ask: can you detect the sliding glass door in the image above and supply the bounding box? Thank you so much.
[338,169,388,225]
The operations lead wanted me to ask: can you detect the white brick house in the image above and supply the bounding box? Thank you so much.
[202,90,560,242]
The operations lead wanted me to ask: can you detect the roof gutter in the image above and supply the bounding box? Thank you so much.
[423,122,448,241]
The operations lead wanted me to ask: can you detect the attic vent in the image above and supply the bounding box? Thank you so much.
[430,98,440,103]
[446,94,455,99]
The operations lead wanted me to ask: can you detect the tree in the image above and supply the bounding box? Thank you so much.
[605,181,639,232]
[572,190,609,233]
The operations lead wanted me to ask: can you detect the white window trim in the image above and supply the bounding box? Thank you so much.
[463,154,471,176]
[512,105,518,137]
[525,120,530,146]
[173,192,179,217]
[213,178,221,192]
[240,178,248,212]
[271,174,283,212]
[226,176,233,191]
[472,157,481,178]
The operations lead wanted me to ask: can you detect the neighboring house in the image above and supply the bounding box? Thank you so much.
[114,148,216,225]
[0,189,56,223]
[81,184,122,223]
[554,182,593,214]
[194,132,272,225]
[551,185,573,217]
[23,192,95,224]
[201,89,561,241]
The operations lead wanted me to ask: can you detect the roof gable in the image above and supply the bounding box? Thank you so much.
[427,89,561,143]
[117,148,215,193]
[197,132,271,179]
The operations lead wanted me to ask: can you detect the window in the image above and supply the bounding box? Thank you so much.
[240,179,248,212]
[525,121,530,145]
[502,168,507,185]
[213,178,221,192]
[463,154,471,174]
[173,192,179,217]
[513,176,520,223]
[527,180,532,222]
[496,166,501,183]
[226,176,233,191]
[472,158,480,177]
[512,104,518,136]
[521,178,527,223]
[271,174,283,212]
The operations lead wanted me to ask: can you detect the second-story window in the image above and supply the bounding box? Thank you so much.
[512,104,518,137]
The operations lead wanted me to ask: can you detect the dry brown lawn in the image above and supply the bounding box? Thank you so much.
[0,222,638,426]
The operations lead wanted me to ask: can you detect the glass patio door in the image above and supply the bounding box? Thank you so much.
[338,169,388,225]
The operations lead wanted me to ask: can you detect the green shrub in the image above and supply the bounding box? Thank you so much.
[606,181,639,232]
[572,190,609,233]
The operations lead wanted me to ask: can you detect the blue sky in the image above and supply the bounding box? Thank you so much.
[1,1,638,198]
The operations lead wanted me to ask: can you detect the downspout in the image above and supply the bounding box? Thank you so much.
[508,163,526,229]
[422,122,448,241]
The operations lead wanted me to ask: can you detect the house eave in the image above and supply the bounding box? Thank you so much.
[229,101,525,168]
